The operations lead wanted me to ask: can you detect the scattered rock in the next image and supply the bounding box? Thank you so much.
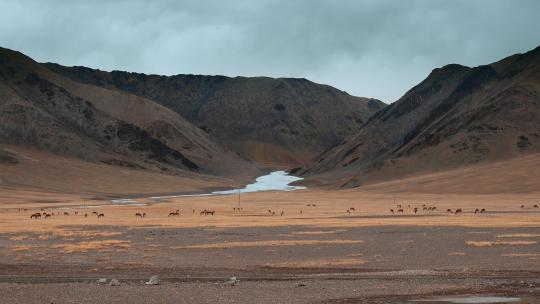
[0,154,19,165]
[145,275,159,285]
[225,276,239,286]
[109,279,120,286]
[97,278,107,285]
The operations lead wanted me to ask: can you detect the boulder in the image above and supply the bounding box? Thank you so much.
[145,275,159,285]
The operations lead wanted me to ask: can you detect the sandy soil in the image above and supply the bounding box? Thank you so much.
[357,153,540,194]
[1,187,540,303]
[0,144,253,197]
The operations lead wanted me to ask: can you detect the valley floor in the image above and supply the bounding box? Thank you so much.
[0,188,539,303]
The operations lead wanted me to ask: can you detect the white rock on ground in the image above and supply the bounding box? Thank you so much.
[225,276,240,286]
[145,275,159,285]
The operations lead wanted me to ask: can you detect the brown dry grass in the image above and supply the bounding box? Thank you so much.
[1,159,540,249]
[501,253,539,257]
[50,240,131,253]
[466,240,537,247]
[2,188,539,237]
[10,245,32,252]
[8,235,28,241]
[290,230,346,235]
[263,258,367,268]
[496,233,540,238]
[171,239,363,249]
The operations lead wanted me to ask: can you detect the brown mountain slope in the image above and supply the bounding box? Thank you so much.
[0,144,242,196]
[0,47,259,180]
[44,64,385,166]
[303,45,540,188]
[357,152,540,194]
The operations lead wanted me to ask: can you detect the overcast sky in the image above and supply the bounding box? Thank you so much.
[1,0,539,102]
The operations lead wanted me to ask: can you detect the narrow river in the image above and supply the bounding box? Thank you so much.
[110,170,306,205]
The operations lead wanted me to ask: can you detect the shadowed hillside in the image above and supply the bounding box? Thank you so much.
[0,47,259,182]
[303,45,540,188]
[44,63,385,166]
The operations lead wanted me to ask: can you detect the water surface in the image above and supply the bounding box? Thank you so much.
[212,170,306,195]
[141,170,306,201]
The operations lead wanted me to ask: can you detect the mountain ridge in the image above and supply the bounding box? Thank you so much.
[0,46,259,180]
[43,62,385,166]
[301,45,540,188]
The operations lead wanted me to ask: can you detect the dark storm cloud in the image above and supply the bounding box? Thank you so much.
[1,0,539,102]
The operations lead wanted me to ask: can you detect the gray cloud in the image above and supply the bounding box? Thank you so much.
[1,0,539,102]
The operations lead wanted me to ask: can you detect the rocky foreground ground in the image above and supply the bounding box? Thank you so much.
[0,189,539,303]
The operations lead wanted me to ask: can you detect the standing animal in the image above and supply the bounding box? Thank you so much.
[534,204,539,209]
[97,213,105,218]
[447,209,452,213]
[64,212,69,216]
[397,209,404,214]
[30,213,41,219]
[349,207,355,211]
[136,213,143,218]
[200,210,215,216]
[474,209,480,214]
[480,208,486,213]
[455,209,462,215]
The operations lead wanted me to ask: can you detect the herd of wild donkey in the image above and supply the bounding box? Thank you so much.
[385,203,539,215]
[21,202,540,220]
[24,208,219,219]
[27,209,106,219]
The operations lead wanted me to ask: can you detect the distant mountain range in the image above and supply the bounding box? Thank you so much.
[43,63,384,166]
[0,46,382,184]
[1,45,539,192]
